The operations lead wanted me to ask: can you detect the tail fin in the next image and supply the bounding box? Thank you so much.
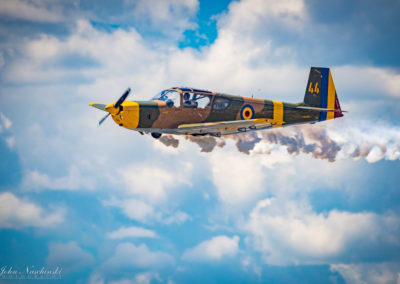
[303,67,343,121]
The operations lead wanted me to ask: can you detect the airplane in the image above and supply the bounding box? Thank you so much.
[89,67,345,139]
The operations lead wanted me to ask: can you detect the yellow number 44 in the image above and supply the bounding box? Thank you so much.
[308,82,320,94]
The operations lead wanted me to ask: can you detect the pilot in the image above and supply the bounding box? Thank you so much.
[184,93,190,103]
[183,93,194,108]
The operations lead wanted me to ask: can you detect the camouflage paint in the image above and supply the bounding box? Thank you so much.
[91,67,344,136]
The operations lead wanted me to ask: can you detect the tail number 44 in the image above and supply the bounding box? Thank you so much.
[308,82,320,94]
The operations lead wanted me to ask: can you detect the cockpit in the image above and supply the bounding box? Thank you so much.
[152,88,214,109]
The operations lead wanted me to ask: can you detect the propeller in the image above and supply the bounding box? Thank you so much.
[114,88,131,109]
[99,113,110,126]
[98,88,131,126]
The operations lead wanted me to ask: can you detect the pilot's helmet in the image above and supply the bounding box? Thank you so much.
[183,93,190,101]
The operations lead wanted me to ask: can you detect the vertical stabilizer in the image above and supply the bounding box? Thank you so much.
[303,67,343,121]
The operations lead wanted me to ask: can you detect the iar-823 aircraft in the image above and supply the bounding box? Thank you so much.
[90,67,344,138]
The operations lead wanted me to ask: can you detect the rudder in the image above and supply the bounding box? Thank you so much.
[303,67,343,121]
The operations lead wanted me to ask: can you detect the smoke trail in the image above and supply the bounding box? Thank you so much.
[251,123,400,162]
[184,135,226,152]
[158,134,179,148]
[156,121,400,163]
[227,132,261,154]
[255,128,341,162]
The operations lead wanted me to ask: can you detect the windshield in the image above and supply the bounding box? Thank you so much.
[152,89,169,100]
[152,89,181,107]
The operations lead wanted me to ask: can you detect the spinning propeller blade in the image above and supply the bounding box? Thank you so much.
[99,113,110,126]
[114,88,131,108]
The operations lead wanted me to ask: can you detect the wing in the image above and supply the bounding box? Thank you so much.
[176,118,278,135]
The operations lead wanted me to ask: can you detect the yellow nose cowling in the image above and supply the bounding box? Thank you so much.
[106,101,140,129]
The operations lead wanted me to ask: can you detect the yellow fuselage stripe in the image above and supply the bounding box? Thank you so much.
[326,70,336,120]
[272,101,284,127]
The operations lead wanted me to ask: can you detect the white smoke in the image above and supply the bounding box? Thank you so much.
[156,120,400,163]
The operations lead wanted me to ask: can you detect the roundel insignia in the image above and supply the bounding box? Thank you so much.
[240,104,254,120]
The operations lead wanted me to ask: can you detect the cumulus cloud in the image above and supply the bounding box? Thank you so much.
[208,151,265,205]
[2,13,399,202]
[335,66,400,99]
[46,242,95,272]
[220,0,306,33]
[21,167,95,191]
[109,272,162,284]
[105,198,158,224]
[245,198,400,265]
[0,112,15,149]
[107,226,157,239]
[5,136,16,149]
[330,262,400,284]
[103,242,175,270]
[0,0,399,283]
[104,197,191,225]
[0,0,67,23]
[182,235,240,262]
[0,192,64,229]
[91,272,163,284]
[162,211,192,225]
[0,112,12,132]
[119,163,192,203]
[127,0,199,37]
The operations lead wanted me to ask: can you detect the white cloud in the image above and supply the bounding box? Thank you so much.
[208,148,265,205]
[0,112,12,133]
[105,198,158,223]
[107,226,157,239]
[105,197,191,225]
[220,0,306,32]
[0,192,64,229]
[0,112,15,149]
[245,198,400,265]
[182,235,240,262]
[162,211,192,225]
[119,163,192,203]
[3,17,399,200]
[5,136,15,149]
[0,1,399,282]
[127,0,199,37]
[0,0,66,23]
[330,262,400,284]
[21,167,95,191]
[46,242,95,272]
[93,272,162,284]
[110,273,162,284]
[104,242,174,270]
[334,66,400,99]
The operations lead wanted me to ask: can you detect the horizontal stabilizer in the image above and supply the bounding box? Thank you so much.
[89,103,107,111]
[296,106,346,113]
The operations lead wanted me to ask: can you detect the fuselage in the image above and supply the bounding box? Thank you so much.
[91,68,345,137]
[106,87,320,134]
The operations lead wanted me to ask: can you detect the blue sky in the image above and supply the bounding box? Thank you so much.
[0,0,400,283]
